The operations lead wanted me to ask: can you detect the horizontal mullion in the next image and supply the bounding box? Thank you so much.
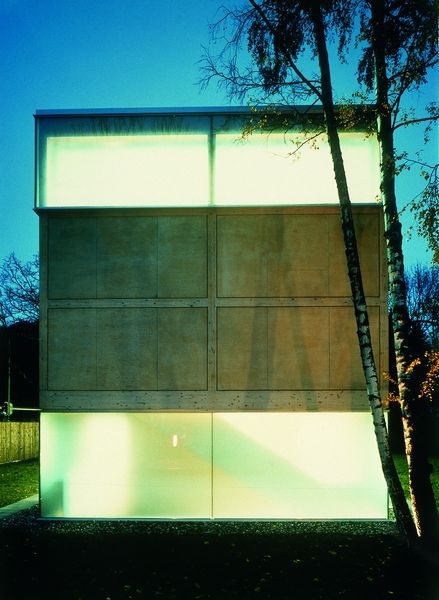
[215,297,382,307]
[41,389,373,412]
[48,298,209,308]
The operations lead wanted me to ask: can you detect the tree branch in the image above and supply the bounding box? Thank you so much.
[393,115,439,132]
[248,0,323,102]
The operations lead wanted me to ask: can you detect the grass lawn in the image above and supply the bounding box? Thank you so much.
[393,454,439,509]
[0,458,39,507]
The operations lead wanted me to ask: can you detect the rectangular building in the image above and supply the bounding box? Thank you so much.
[35,107,388,519]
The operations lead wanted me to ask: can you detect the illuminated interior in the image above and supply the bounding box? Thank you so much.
[38,128,380,208]
[44,134,209,207]
[213,413,387,519]
[215,132,380,205]
[40,412,388,519]
[40,413,212,518]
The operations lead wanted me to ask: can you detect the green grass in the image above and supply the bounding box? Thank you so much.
[393,454,439,509]
[0,458,39,507]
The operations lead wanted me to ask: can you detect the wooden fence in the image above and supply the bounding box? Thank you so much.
[0,422,39,464]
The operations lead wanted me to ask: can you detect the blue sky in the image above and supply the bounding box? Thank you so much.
[0,0,437,268]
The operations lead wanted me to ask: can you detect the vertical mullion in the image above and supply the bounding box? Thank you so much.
[208,117,215,207]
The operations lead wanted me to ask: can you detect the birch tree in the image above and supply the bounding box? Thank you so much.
[357,0,438,548]
[202,0,417,545]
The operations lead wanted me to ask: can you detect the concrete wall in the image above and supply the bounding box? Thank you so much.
[39,205,387,412]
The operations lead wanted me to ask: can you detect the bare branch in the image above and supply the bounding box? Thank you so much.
[393,114,439,132]
[0,253,39,325]
[248,0,323,101]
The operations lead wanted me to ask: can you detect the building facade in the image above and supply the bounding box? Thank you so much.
[35,107,388,519]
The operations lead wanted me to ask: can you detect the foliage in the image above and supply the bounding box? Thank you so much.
[357,0,437,99]
[201,0,357,105]
[408,160,438,264]
[405,263,439,349]
[397,154,438,264]
[202,1,438,261]
[418,350,439,405]
[356,0,438,263]
[394,454,439,509]
[0,253,39,326]
[202,0,438,546]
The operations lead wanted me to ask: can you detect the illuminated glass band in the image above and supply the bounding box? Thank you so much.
[41,412,388,519]
[39,130,380,207]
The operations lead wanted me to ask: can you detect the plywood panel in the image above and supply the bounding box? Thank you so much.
[217,308,268,390]
[158,308,207,390]
[217,216,267,297]
[97,308,157,390]
[267,215,329,296]
[48,308,96,390]
[97,217,157,298]
[328,213,380,297]
[268,307,330,389]
[330,306,380,389]
[48,218,96,299]
[218,215,329,297]
[42,206,386,410]
[158,217,207,297]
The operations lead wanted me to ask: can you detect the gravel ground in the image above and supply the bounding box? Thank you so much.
[1,505,399,535]
[0,507,438,600]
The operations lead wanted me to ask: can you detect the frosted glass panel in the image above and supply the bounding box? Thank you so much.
[215,132,380,205]
[213,413,387,519]
[44,135,209,207]
[40,413,212,518]
[40,412,388,519]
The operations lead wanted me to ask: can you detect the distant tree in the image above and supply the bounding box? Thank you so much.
[0,253,39,326]
[406,263,438,350]
[0,321,39,416]
[0,253,39,418]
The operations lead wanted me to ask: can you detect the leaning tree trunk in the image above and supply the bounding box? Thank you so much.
[310,2,418,545]
[370,0,438,549]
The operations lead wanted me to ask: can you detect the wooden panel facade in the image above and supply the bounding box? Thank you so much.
[0,422,40,465]
[40,206,387,411]
[97,217,157,298]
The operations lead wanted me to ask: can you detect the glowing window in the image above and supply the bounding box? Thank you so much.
[43,134,209,207]
[40,412,387,520]
[40,413,212,518]
[214,132,380,205]
[212,413,388,519]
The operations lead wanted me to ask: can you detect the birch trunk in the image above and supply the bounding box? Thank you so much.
[311,3,417,544]
[370,0,438,548]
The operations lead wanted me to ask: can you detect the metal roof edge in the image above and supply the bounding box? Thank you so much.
[34,105,322,117]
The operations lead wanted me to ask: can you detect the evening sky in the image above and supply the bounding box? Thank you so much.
[0,0,437,267]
